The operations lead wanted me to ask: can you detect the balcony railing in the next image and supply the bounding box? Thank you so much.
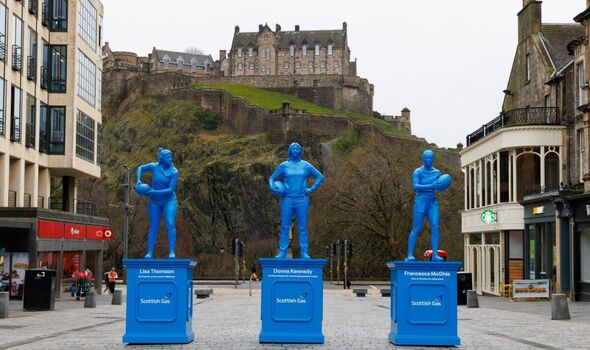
[12,45,22,71]
[0,33,5,61]
[8,190,16,207]
[49,197,97,216]
[38,195,45,209]
[40,66,47,89]
[466,107,561,146]
[25,122,35,148]
[29,0,38,15]
[24,193,32,208]
[39,129,48,153]
[41,1,48,26]
[10,117,21,142]
[27,56,36,81]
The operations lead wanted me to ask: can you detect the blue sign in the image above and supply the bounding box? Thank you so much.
[122,259,197,344]
[259,258,327,343]
[387,261,461,346]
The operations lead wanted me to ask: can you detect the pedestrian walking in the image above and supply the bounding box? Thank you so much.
[250,264,258,281]
[107,267,118,294]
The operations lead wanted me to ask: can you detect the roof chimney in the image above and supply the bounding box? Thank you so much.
[234,25,239,33]
[276,24,281,32]
[295,24,300,32]
[259,24,264,32]
[219,50,226,60]
[518,0,541,42]
[343,21,347,32]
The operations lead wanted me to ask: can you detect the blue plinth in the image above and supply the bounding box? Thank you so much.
[259,258,327,344]
[122,259,197,344]
[387,261,461,347]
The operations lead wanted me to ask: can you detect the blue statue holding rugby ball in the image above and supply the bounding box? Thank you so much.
[406,150,451,262]
[269,143,324,259]
[135,148,179,259]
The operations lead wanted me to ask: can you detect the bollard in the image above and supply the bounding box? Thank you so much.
[84,291,96,308]
[0,291,9,318]
[466,290,479,308]
[551,293,570,320]
[111,290,122,305]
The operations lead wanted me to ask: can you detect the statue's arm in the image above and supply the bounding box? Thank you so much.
[412,169,435,191]
[305,163,324,193]
[136,163,156,186]
[269,163,285,189]
[149,171,178,196]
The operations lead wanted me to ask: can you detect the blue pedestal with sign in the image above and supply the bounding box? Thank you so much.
[259,258,327,344]
[122,259,197,344]
[387,261,461,347]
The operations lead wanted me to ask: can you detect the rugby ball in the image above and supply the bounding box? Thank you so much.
[436,174,452,192]
[271,181,286,196]
[135,183,151,196]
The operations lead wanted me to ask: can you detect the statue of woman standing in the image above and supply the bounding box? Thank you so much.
[269,143,324,259]
[136,148,179,259]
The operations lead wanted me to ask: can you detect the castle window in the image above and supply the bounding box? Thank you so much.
[267,68,271,75]
[333,60,339,68]
[261,67,265,74]
[283,61,289,69]
[328,44,333,55]
[308,61,313,69]
[296,61,301,69]
[249,63,254,70]
[237,62,243,70]
[577,61,585,106]
[248,47,253,57]
[264,48,270,61]
[320,61,326,68]
[163,55,170,69]
[238,48,243,57]
[289,44,295,56]
[524,53,530,83]
[315,44,320,56]
[302,44,307,56]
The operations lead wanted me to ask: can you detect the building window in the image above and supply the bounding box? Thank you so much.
[308,61,313,69]
[261,67,265,74]
[176,56,184,70]
[162,55,170,69]
[283,61,288,69]
[544,94,550,107]
[315,44,320,56]
[26,94,36,148]
[248,62,254,70]
[0,79,4,136]
[78,0,97,50]
[302,44,307,56]
[237,62,243,70]
[48,106,65,154]
[76,109,95,162]
[248,47,253,57]
[577,62,585,106]
[328,44,333,55]
[295,61,301,69]
[190,57,197,72]
[46,0,68,32]
[28,28,37,81]
[237,47,242,57]
[10,85,22,142]
[12,15,22,71]
[333,60,339,68]
[289,44,295,56]
[262,48,270,61]
[77,50,96,106]
[0,4,6,62]
[580,129,586,183]
[97,69,102,111]
[525,53,530,83]
[320,61,326,68]
[98,15,103,54]
[96,122,102,164]
[43,44,67,92]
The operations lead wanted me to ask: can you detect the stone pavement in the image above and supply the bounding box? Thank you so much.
[0,285,589,349]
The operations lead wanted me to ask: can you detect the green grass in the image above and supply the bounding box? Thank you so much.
[193,83,406,136]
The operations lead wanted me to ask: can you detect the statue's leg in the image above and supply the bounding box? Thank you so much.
[294,196,310,259]
[429,200,443,262]
[276,197,294,258]
[164,199,178,258]
[407,202,427,261]
[145,203,163,258]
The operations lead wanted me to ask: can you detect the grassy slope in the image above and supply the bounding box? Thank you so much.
[193,83,406,136]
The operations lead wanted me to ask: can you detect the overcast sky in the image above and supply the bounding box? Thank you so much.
[102,0,585,148]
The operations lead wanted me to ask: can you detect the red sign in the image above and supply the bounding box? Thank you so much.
[87,225,112,240]
[64,223,86,239]
[38,221,64,239]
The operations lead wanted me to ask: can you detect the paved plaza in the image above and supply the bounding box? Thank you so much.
[0,283,589,350]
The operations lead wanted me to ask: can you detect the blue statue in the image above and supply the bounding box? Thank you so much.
[406,150,451,262]
[269,143,324,259]
[136,148,179,259]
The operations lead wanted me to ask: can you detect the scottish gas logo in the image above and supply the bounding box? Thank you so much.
[276,292,308,304]
[140,293,172,304]
[410,295,443,307]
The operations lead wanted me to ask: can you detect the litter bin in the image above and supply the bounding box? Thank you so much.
[457,272,472,306]
[23,269,56,311]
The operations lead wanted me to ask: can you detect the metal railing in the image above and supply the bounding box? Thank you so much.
[0,33,5,61]
[38,195,45,209]
[49,197,97,216]
[29,0,38,15]
[40,66,47,89]
[10,116,21,142]
[8,190,16,207]
[12,45,22,71]
[41,1,48,26]
[39,129,48,153]
[25,122,35,148]
[27,56,36,81]
[466,107,561,146]
[24,193,32,208]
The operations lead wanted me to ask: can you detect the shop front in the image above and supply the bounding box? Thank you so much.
[567,194,590,301]
[0,208,112,298]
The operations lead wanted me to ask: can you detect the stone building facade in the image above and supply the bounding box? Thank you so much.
[383,108,411,134]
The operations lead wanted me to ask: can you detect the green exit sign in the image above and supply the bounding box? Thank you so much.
[481,209,497,224]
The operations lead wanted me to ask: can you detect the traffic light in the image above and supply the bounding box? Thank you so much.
[238,240,245,257]
[331,243,337,255]
[230,238,238,255]
[346,241,353,257]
